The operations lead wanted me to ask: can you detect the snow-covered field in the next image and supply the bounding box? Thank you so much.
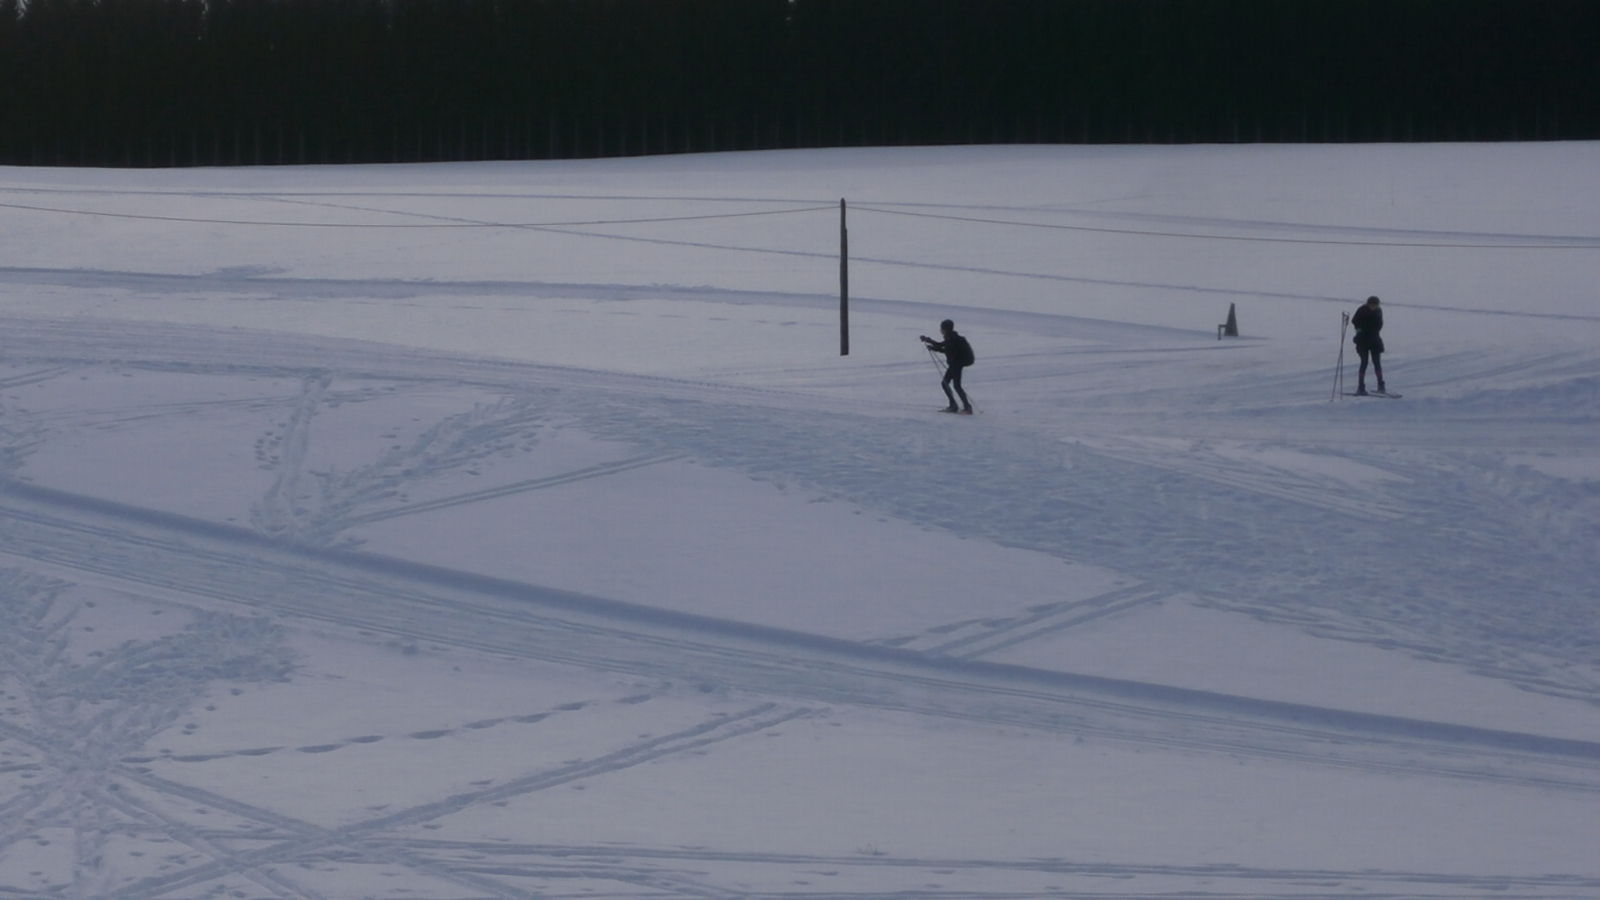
[2,142,1598,899]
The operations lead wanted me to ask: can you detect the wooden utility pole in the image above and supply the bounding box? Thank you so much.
[839,198,849,356]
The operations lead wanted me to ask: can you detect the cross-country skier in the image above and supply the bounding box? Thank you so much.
[920,319,975,414]
[1351,296,1385,395]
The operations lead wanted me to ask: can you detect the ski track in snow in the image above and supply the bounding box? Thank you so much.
[1,522,1598,900]
[1,309,1599,896]
[6,314,1598,712]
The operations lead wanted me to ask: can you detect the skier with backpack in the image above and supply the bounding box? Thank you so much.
[1351,296,1386,395]
[920,319,975,414]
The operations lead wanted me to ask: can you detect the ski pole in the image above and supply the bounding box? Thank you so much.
[1330,311,1349,401]
[927,345,946,372]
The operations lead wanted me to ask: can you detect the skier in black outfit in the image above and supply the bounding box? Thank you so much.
[1351,296,1385,395]
[920,319,974,413]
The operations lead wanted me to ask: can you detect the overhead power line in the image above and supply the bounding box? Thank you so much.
[0,200,835,229]
[853,205,1600,249]
[9,193,1593,249]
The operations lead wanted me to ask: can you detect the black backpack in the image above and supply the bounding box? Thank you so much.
[951,334,975,367]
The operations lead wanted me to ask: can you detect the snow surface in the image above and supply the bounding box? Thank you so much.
[2,142,1599,899]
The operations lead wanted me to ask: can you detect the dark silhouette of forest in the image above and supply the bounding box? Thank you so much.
[2,0,1596,167]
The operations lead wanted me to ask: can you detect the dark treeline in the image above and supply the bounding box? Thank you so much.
[2,0,1597,167]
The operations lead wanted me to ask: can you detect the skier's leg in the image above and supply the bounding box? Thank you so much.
[1372,350,1384,391]
[950,366,971,412]
[1356,346,1370,393]
[940,369,959,411]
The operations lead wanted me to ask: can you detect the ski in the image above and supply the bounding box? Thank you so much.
[1343,391,1402,399]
